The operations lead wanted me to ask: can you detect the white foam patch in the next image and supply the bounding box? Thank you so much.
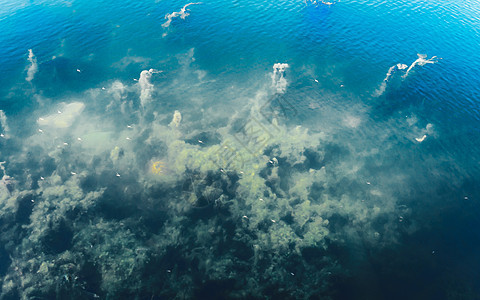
[413,123,435,143]
[0,161,13,198]
[374,63,408,96]
[162,2,201,36]
[138,69,161,107]
[25,49,38,82]
[37,102,85,128]
[415,134,427,142]
[169,110,182,128]
[403,54,438,79]
[271,63,289,94]
[0,110,9,138]
[375,54,438,96]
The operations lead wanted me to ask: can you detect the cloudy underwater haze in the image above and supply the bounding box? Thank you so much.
[0,0,480,299]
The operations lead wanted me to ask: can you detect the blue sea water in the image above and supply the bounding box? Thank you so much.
[0,0,480,299]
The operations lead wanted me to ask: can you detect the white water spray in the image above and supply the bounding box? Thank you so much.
[138,69,161,108]
[26,49,38,82]
[0,110,9,139]
[375,54,438,96]
[374,63,408,96]
[271,63,289,94]
[162,3,202,29]
[169,110,182,128]
[403,54,438,79]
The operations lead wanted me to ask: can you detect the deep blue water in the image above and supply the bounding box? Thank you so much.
[0,0,480,299]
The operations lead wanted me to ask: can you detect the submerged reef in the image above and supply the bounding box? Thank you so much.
[0,52,464,299]
[1,0,480,297]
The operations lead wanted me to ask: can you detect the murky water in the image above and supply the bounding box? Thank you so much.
[0,0,479,298]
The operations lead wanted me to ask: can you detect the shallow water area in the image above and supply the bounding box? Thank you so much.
[0,0,480,299]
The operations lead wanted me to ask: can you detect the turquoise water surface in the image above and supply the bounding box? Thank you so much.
[0,0,480,299]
